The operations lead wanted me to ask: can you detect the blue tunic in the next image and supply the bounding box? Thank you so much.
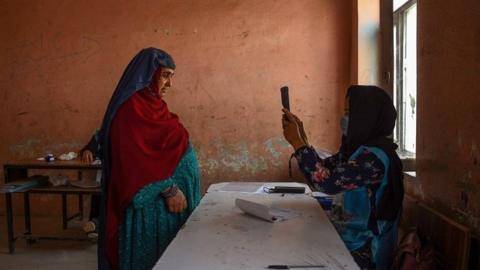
[294,145,399,269]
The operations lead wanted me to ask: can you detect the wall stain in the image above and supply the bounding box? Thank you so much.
[197,137,290,175]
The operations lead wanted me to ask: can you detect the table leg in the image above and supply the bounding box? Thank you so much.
[62,193,67,229]
[77,171,83,220]
[24,193,31,234]
[5,193,15,253]
[78,194,83,220]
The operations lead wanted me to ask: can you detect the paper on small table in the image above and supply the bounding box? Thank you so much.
[235,198,302,223]
[70,180,99,188]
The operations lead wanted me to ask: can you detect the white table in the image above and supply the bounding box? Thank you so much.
[154,182,359,270]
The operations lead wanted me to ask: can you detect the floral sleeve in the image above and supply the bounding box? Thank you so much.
[294,146,385,194]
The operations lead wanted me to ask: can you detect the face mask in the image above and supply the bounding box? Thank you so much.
[340,116,349,136]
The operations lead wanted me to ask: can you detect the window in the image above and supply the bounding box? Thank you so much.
[394,0,417,158]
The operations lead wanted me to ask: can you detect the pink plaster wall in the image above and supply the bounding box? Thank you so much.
[417,0,480,234]
[0,1,353,216]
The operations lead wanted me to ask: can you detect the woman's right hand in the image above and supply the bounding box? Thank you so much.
[282,109,307,150]
[282,109,309,148]
[165,189,188,213]
[289,111,309,146]
[81,150,94,163]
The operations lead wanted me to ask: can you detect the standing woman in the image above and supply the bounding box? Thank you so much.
[282,85,403,269]
[97,48,201,270]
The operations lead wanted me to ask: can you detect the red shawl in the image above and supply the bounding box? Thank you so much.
[105,86,189,268]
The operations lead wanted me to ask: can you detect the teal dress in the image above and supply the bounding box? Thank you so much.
[118,144,201,270]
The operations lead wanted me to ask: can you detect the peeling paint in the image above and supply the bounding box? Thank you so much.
[219,142,267,173]
[196,137,291,175]
[203,158,219,172]
[264,137,289,166]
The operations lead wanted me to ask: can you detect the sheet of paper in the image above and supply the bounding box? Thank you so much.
[269,207,302,221]
[236,198,275,222]
[235,198,302,222]
[316,149,333,159]
[312,191,331,198]
[218,182,263,193]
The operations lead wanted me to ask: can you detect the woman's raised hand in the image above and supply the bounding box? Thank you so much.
[282,108,308,150]
[288,111,309,146]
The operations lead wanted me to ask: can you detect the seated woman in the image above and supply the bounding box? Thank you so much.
[282,85,403,270]
[79,132,101,239]
[97,48,201,270]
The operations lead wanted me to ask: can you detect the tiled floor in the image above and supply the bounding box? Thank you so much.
[0,216,97,269]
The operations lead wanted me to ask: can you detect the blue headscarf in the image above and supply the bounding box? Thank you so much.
[98,48,175,183]
[97,47,175,270]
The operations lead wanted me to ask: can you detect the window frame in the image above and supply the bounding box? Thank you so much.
[393,0,417,159]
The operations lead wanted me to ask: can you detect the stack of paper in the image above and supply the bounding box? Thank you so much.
[235,198,302,223]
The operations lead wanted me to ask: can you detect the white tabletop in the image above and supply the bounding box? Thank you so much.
[154,182,359,270]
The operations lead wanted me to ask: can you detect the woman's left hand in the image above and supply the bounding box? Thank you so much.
[80,150,94,163]
[282,109,307,150]
[165,189,188,213]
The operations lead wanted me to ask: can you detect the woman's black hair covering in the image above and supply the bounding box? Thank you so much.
[340,85,404,221]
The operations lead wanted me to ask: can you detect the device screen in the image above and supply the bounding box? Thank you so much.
[280,86,289,110]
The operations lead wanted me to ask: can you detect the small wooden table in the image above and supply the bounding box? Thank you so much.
[3,159,101,253]
[154,182,359,270]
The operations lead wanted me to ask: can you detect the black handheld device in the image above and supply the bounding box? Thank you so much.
[263,186,305,194]
[280,86,290,111]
